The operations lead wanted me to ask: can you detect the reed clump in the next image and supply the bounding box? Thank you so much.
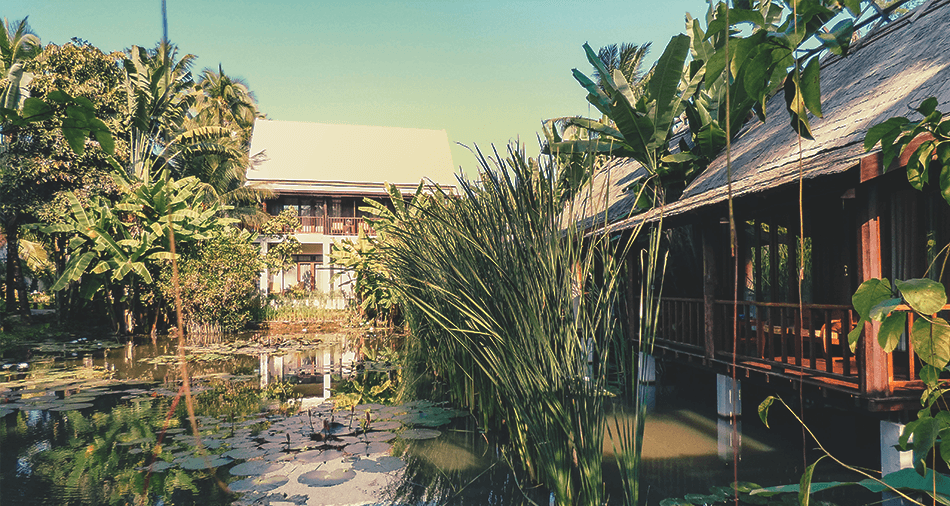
[378,144,652,505]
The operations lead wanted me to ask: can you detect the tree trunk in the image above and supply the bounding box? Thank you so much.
[4,218,30,319]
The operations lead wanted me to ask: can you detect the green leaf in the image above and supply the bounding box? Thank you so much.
[916,97,939,118]
[853,278,893,319]
[896,278,947,315]
[878,312,906,353]
[842,0,861,16]
[21,97,53,121]
[911,416,940,475]
[865,116,909,151]
[921,364,942,386]
[61,127,86,155]
[939,145,950,206]
[647,34,691,148]
[800,56,822,118]
[800,455,825,506]
[784,72,814,140]
[906,141,934,190]
[758,396,775,428]
[660,153,699,163]
[870,297,902,321]
[912,317,950,370]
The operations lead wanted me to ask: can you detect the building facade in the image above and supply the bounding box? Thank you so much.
[247,119,457,301]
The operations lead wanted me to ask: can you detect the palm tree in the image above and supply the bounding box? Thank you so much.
[123,41,197,179]
[0,18,42,315]
[0,17,41,75]
[193,65,258,145]
[593,42,652,98]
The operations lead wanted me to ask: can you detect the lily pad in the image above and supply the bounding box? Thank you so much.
[139,461,175,472]
[179,455,231,470]
[399,428,441,440]
[293,449,341,464]
[366,420,401,431]
[228,474,289,493]
[223,447,266,460]
[352,456,405,473]
[297,468,356,487]
[50,403,94,411]
[229,461,285,476]
[362,431,396,442]
[346,441,392,456]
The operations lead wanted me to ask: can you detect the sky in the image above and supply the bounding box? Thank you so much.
[7,0,703,178]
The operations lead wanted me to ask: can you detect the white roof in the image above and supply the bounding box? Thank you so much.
[246,119,457,194]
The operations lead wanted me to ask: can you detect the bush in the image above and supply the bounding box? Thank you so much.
[159,228,262,332]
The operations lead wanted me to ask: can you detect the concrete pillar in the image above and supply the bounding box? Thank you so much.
[638,353,656,384]
[259,241,269,294]
[880,421,913,476]
[323,370,332,399]
[716,374,741,417]
[259,353,269,389]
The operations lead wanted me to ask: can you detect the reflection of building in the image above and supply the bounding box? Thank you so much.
[247,120,458,299]
[258,344,358,399]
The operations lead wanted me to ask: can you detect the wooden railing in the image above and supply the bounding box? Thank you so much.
[714,301,859,384]
[295,216,375,236]
[638,298,862,386]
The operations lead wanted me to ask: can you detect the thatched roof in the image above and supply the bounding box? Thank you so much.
[583,0,950,234]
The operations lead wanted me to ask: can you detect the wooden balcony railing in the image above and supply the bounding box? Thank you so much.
[295,216,375,236]
[713,300,859,385]
[636,298,863,387]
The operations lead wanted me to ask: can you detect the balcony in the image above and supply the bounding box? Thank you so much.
[296,216,375,236]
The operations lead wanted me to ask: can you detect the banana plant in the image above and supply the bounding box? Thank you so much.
[549,0,861,209]
[44,169,235,300]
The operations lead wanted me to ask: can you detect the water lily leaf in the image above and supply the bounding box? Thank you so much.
[346,441,392,456]
[399,428,442,440]
[223,447,266,460]
[352,456,405,473]
[139,461,175,472]
[362,431,397,442]
[297,468,356,487]
[229,460,285,476]
[294,449,341,464]
[179,455,231,470]
[50,403,94,411]
[228,474,289,493]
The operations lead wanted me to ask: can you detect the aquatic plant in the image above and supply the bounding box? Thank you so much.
[379,143,637,505]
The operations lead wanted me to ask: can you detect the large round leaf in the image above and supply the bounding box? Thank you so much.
[912,317,950,369]
[897,278,947,315]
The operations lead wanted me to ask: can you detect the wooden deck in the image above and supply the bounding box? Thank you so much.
[638,297,929,411]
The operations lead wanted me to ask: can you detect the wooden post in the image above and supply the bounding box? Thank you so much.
[857,180,889,396]
[702,220,719,364]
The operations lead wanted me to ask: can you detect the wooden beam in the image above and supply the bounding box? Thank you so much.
[857,183,889,396]
[702,221,718,364]
[860,133,936,183]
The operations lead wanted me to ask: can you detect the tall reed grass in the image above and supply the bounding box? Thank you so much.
[380,144,660,505]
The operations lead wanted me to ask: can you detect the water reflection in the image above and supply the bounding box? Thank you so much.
[257,341,357,399]
[717,417,741,463]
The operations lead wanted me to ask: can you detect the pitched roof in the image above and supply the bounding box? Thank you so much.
[591,0,950,233]
[246,119,458,195]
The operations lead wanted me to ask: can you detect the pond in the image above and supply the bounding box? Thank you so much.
[0,331,884,505]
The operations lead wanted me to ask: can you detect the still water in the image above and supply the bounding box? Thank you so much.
[0,333,884,505]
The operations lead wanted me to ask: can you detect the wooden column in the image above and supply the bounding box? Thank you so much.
[702,220,719,364]
[857,181,889,396]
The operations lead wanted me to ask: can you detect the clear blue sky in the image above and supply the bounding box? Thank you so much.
[7,0,701,178]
